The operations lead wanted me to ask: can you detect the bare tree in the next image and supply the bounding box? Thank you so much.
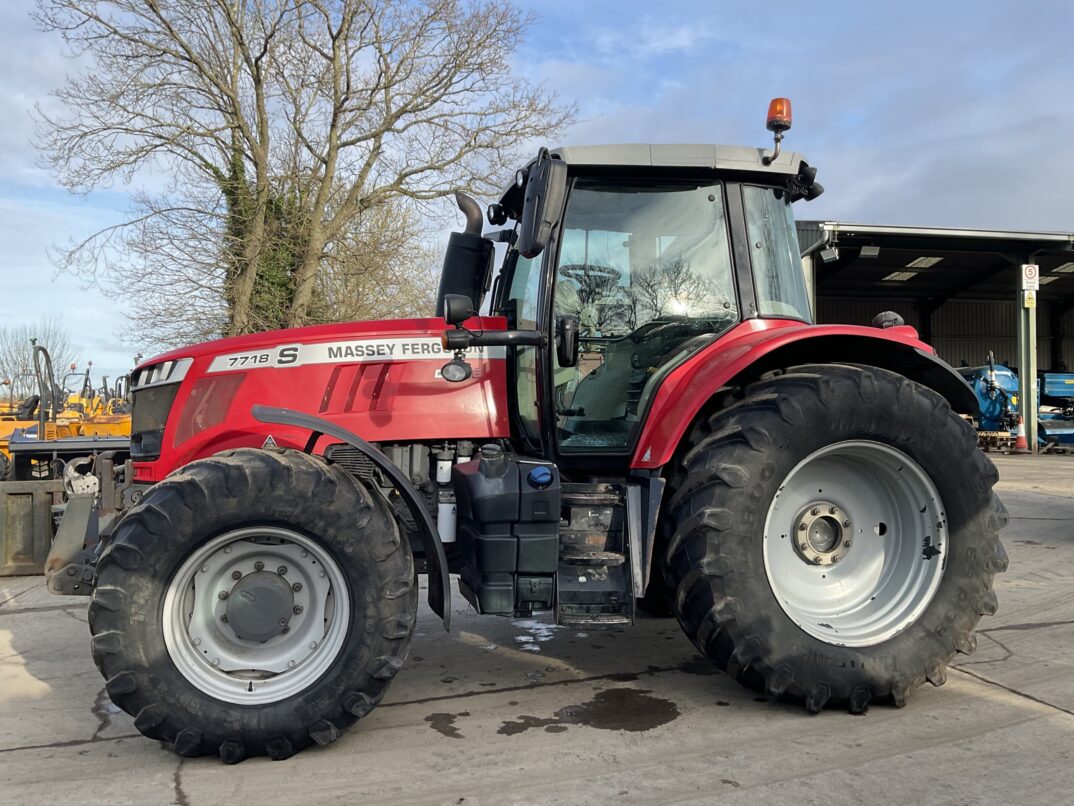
[630,256,732,321]
[35,0,572,349]
[0,319,80,403]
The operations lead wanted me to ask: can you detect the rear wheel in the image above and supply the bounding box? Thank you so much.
[664,364,1008,711]
[88,448,416,762]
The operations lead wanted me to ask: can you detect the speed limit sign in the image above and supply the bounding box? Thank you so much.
[1022,264,1040,291]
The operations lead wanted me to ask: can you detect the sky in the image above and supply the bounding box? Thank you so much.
[4,0,1074,378]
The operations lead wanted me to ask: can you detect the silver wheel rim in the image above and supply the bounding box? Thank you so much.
[763,440,947,647]
[162,526,350,705]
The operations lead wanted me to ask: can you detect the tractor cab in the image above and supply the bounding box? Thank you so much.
[437,129,822,473]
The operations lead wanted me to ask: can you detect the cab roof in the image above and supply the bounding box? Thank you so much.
[548,143,806,175]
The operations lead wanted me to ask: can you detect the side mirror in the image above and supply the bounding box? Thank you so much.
[556,315,579,368]
[443,294,475,327]
[517,148,568,259]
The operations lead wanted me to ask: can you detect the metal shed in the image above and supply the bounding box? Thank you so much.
[797,221,1074,450]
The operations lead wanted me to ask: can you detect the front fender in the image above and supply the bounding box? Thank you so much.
[632,320,976,470]
[252,405,451,630]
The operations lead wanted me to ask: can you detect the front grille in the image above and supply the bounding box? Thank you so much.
[130,383,181,460]
[324,443,376,480]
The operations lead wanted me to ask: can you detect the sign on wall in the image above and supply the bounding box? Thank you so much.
[1022,264,1039,291]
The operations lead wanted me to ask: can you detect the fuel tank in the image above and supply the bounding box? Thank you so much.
[131,317,510,482]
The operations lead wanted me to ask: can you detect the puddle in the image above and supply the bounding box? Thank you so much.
[678,656,718,676]
[497,688,679,736]
[424,711,470,739]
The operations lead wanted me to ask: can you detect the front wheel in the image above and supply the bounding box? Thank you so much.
[664,364,1008,712]
[88,448,416,762]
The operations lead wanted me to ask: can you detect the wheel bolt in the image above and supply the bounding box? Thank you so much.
[218,590,229,600]
[221,615,228,623]
[212,657,220,666]
[799,543,808,551]
[231,570,242,580]
[798,523,807,531]
[811,507,819,516]
[831,556,840,563]
[254,561,264,571]
[844,539,852,547]
[288,660,296,668]
[310,641,318,649]
[201,565,209,573]
[292,582,303,592]
[277,566,288,575]
[829,506,836,514]
[293,605,303,614]
[278,617,288,626]
[843,520,851,528]
[282,626,290,634]
[813,556,823,565]
[193,637,201,646]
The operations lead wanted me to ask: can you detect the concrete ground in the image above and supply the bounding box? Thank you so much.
[1,455,1072,805]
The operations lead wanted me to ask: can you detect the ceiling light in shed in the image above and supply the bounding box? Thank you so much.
[1039,276,1059,285]
[883,271,919,282]
[860,245,880,258]
[906,256,943,269]
[1054,262,1074,273]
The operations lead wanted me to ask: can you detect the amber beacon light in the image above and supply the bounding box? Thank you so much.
[762,97,793,164]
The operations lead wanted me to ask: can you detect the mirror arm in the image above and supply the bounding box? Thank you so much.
[444,329,546,350]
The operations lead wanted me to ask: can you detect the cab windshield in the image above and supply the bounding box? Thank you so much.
[552,179,738,451]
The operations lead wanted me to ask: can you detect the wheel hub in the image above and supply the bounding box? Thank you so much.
[163,528,351,705]
[225,571,295,642]
[793,501,852,566]
[763,440,947,648]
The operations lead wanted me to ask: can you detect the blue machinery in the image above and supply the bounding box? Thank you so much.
[959,351,1074,450]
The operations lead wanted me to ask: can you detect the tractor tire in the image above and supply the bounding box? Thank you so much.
[663,364,1008,712]
[88,448,416,763]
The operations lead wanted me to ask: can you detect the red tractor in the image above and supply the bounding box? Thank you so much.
[56,102,1007,763]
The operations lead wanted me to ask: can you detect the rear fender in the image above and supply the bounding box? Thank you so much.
[632,322,977,471]
[252,405,450,630]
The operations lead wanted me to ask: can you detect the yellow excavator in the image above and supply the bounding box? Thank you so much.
[1,345,131,480]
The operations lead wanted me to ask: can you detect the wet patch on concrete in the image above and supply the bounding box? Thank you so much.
[424,711,470,739]
[678,656,717,676]
[497,688,679,736]
[91,687,122,740]
[512,618,562,652]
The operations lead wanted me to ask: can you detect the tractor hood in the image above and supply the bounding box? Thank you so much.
[131,316,510,481]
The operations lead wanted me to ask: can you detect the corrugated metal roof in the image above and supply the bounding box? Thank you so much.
[809,221,1074,243]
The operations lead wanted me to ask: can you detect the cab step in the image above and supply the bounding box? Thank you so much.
[555,483,634,628]
[557,611,632,628]
[560,550,626,566]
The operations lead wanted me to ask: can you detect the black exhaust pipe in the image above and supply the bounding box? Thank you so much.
[455,192,483,235]
[436,193,493,317]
